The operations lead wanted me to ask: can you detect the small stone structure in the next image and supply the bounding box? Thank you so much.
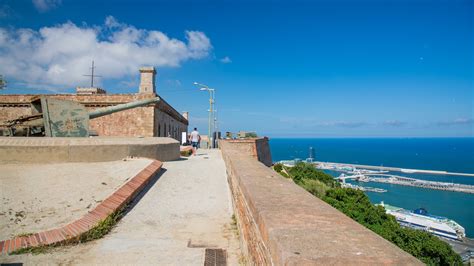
[221,137,272,166]
[139,67,156,94]
[219,138,422,265]
[76,87,106,95]
[0,67,188,140]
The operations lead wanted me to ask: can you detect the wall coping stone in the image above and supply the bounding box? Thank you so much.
[0,137,180,163]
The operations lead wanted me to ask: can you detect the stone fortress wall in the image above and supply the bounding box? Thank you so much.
[0,67,188,140]
[219,138,422,265]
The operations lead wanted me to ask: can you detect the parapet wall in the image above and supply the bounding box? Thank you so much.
[219,138,421,265]
[221,137,272,166]
[0,137,180,163]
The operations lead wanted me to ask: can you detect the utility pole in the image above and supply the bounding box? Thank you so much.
[83,60,102,87]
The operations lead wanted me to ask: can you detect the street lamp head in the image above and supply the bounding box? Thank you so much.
[193,82,198,85]
[200,88,208,91]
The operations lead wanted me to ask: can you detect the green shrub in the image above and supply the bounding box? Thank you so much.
[273,163,283,173]
[299,179,330,198]
[323,187,462,265]
[288,162,338,188]
[180,149,192,157]
[281,162,462,265]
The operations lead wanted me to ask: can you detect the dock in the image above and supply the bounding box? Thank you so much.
[314,161,474,194]
[317,161,474,177]
[362,175,474,194]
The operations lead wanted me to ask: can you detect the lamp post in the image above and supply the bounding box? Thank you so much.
[214,108,218,147]
[194,82,215,148]
[0,75,6,90]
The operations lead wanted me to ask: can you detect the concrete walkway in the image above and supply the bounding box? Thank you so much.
[1,149,240,265]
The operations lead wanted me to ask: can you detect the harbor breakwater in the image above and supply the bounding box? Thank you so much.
[363,175,474,194]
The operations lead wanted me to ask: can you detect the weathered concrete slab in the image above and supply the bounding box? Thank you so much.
[220,139,422,265]
[0,137,179,163]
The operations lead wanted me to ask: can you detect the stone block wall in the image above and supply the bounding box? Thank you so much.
[153,108,187,139]
[220,138,272,166]
[219,138,422,265]
[0,94,187,139]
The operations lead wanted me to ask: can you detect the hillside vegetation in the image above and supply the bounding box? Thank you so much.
[273,162,462,265]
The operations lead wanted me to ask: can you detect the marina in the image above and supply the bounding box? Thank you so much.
[278,159,474,194]
[360,175,474,194]
[317,161,474,177]
[316,162,474,194]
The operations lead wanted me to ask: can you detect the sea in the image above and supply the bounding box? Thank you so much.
[269,138,474,238]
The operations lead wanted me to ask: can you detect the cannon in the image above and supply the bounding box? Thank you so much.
[0,96,160,137]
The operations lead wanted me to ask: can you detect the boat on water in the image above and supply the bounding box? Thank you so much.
[379,202,466,241]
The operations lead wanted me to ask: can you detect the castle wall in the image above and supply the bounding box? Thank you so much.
[219,138,421,265]
[0,94,188,140]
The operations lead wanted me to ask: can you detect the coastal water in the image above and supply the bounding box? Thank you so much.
[270,138,474,237]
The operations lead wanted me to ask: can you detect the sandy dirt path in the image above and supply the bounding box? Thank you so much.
[0,158,153,240]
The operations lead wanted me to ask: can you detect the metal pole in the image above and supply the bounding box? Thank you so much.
[214,91,218,147]
[91,61,95,87]
[212,89,217,148]
[193,82,215,149]
[208,90,212,149]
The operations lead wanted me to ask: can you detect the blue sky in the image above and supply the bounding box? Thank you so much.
[0,0,472,137]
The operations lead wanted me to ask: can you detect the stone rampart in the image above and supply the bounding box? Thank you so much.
[219,138,422,265]
[221,137,272,166]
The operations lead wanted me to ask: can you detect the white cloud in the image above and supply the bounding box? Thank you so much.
[166,79,182,87]
[0,16,212,89]
[382,120,406,127]
[279,116,371,128]
[220,56,232,63]
[32,0,61,12]
[437,118,473,126]
[317,121,369,128]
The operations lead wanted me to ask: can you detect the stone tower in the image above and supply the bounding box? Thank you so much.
[182,112,189,121]
[139,67,156,94]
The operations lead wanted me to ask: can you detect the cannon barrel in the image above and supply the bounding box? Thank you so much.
[89,97,160,119]
[1,96,162,137]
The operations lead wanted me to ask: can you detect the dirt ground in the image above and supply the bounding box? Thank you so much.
[0,158,153,240]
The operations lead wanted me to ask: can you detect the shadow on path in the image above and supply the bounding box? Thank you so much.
[121,168,167,216]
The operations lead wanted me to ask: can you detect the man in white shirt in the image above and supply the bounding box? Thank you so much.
[189,127,200,156]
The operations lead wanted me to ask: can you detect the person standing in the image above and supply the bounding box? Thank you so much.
[189,127,200,156]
